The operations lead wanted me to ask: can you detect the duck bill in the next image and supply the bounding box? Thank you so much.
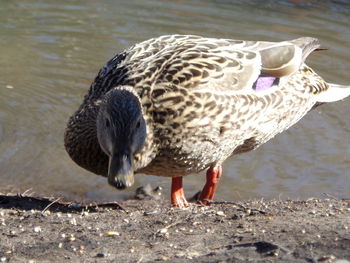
[108,152,134,189]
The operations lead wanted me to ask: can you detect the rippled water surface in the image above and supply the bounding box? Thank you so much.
[0,0,349,202]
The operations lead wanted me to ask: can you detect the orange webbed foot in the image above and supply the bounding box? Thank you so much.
[171,176,189,208]
[197,165,222,205]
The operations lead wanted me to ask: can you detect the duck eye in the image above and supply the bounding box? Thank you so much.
[105,118,110,128]
[136,121,141,129]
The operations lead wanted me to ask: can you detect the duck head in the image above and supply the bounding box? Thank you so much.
[96,87,146,189]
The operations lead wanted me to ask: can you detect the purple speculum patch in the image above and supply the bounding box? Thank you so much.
[253,76,277,92]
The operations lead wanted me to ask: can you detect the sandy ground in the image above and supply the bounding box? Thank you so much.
[0,188,349,263]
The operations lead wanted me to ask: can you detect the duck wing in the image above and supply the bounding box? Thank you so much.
[127,35,320,96]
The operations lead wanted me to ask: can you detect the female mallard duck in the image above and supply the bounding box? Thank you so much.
[64,35,350,208]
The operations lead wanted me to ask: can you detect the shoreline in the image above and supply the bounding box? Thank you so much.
[0,193,349,262]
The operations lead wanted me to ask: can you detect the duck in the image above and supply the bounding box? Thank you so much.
[64,35,350,208]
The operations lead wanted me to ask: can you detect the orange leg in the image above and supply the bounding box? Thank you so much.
[171,176,188,208]
[198,166,222,205]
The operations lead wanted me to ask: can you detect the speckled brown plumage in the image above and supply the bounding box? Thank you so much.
[64,35,350,201]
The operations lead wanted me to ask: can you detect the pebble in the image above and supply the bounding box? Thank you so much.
[156,228,169,237]
[188,252,199,258]
[106,231,120,236]
[95,253,109,258]
[70,218,77,225]
[318,255,335,262]
[81,211,89,217]
[143,210,158,216]
[216,211,225,217]
[43,210,51,216]
[175,253,185,258]
[5,85,14,89]
[310,210,316,215]
[34,226,42,233]
[0,257,6,262]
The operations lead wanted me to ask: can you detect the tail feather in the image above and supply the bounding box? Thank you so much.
[316,83,350,103]
[289,37,320,62]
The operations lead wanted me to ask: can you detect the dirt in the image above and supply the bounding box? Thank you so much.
[0,188,349,263]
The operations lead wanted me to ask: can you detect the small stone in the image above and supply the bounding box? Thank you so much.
[43,210,51,216]
[0,257,6,262]
[81,211,89,216]
[216,211,225,217]
[5,85,14,89]
[318,254,336,262]
[156,228,168,237]
[301,229,306,234]
[143,210,158,216]
[70,218,77,225]
[58,243,63,248]
[34,226,42,233]
[175,253,185,258]
[95,253,109,258]
[188,252,199,258]
[106,231,120,236]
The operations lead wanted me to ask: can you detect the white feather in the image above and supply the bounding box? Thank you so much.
[316,84,350,102]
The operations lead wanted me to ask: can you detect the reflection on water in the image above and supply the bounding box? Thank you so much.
[0,0,349,202]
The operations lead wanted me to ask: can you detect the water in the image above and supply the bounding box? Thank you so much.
[0,0,349,202]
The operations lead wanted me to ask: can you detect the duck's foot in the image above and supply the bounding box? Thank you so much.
[197,165,222,205]
[171,176,189,208]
